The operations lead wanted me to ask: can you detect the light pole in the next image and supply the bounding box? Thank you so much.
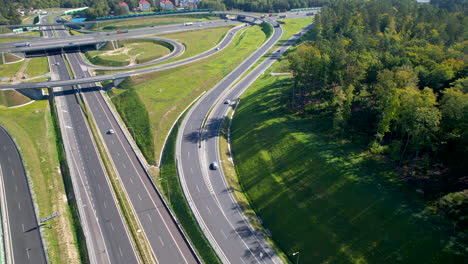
[292,251,299,264]
[159,177,170,204]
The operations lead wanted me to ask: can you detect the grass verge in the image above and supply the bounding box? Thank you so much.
[79,92,155,264]
[0,100,81,263]
[158,113,221,264]
[26,57,50,77]
[109,25,266,164]
[218,108,290,263]
[92,14,218,31]
[230,62,464,263]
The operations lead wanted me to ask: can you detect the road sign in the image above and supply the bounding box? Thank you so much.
[40,212,59,223]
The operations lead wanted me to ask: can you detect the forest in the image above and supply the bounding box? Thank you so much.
[286,0,466,233]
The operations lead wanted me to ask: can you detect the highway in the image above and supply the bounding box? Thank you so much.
[43,16,140,264]
[57,20,200,263]
[0,19,239,53]
[0,24,246,90]
[175,20,313,264]
[0,126,47,264]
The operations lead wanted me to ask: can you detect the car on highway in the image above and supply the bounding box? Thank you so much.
[224,99,231,104]
[210,162,218,170]
[107,129,115,134]
[216,47,220,50]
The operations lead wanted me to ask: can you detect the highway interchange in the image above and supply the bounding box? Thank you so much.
[0,10,313,264]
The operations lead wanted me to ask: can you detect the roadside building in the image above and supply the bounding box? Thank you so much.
[139,0,151,12]
[160,0,174,10]
[118,2,130,12]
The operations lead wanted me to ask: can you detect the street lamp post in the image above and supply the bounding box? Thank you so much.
[292,251,299,264]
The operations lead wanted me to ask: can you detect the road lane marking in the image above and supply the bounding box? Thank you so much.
[196,185,200,193]
[129,177,133,184]
[147,214,152,223]
[119,246,123,257]
[103,201,107,208]
[206,206,212,215]
[122,163,126,169]
[220,229,227,239]
[158,236,165,247]
[18,202,21,211]
[190,167,193,174]
[138,194,142,201]
[110,222,115,231]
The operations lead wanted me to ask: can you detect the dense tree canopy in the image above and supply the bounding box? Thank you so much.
[287,0,467,192]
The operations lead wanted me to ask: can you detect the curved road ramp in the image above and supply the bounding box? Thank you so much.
[0,125,47,264]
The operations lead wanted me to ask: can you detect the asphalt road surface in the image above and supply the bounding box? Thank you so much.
[0,126,47,264]
[60,31,200,264]
[43,16,140,264]
[0,24,246,90]
[176,21,313,264]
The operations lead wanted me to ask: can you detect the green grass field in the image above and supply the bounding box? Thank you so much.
[112,25,266,163]
[157,26,233,62]
[0,101,80,263]
[0,37,29,43]
[86,39,170,66]
[92,14,218,31]
[0,90,30,107]
[0,59,24,76]
[26,57,50,77]
[230,63,463,263]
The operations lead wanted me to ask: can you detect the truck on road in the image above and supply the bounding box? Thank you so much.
[184,22,193,26]
[14,42,31,47]
[116,30,128,34]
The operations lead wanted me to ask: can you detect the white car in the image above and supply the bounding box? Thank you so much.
[107,129,115,134]
[210,162,218,170]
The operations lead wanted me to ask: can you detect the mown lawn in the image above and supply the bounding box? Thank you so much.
[0,59,24,77]
[93,14,218,31]
[230,64,463,264]
[157,25,234,62]
[0,101,80,264]
[113,25,266,163]
[87,40,170,66]
[26,57,50,77]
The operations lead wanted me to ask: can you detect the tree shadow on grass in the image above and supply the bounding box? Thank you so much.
[230,77,461,263]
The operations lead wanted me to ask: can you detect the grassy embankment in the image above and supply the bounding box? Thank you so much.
[92,14,218,31]
[86,39,171,67]
[229,61,464,263]
[108,25,267,263]
[95,26,233,74]
[0,101,81,263]
[111,25,266,163]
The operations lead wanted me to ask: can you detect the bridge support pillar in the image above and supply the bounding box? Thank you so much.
[113,77,127,88]
[96,42,106,50]
[17,88,44,100]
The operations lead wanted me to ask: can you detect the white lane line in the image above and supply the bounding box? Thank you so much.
[220,229,227,239]
[26,248,30,259]
[22,224,25,232]
[122,163,126,169]
[117,152,120,157]
[196,185,200,193]
[119,246,123,257]
[240,257,247,264]
[206,205,212,215]
[158,236,165,247]
[147,214,152,223]
[18,202,21,211]
[137,194,142,201]
[187,151,190,157]
[98,184,101,191]
[110,140,115,145]
[103,201,107,208]
[129,177,133,184]
[190,167,193,174]
[110,222,115,231]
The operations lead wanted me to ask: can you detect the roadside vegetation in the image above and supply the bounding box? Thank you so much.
[0,90,30,107]
[0,101,81,263]
[158,115,221,264]
[229,0,467,263]
[86,39,170,67]
[91,14,218,31]
[110,25,266,163]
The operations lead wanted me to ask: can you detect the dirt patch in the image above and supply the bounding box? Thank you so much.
[10,58,29,82]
